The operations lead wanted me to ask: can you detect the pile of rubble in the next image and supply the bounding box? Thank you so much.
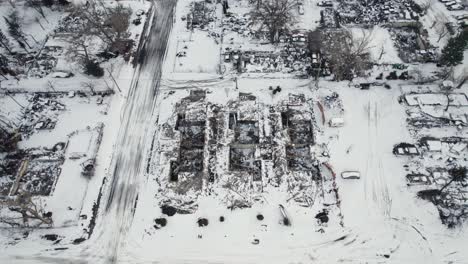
[186,1,216,30]
[320,8,339,28]
[0,151,24,196]
[3,50,59,79]
[402,91,468,128]
[55,13,88,34]
[388,26,437,63]
[222,13,250,36]
[20,94,65,137]
[153,91,325,211]
[0,144,65,197]
[166,91,207,194]
[416,166,468,228]
[336,0,423,25]
[225,33,311,74]
[397,103,468,227]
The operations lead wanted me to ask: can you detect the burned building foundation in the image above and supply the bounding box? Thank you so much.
[157,91,324,208]
[169,113,206,187]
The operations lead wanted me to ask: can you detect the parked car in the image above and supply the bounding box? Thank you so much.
[445,0,456,6]
[311,52,320,64]
[459,18,468,27]
[317,1,333,7]
[341,171,361,179]
[393,143,420,156]
[448,4,464,10]
[406,174,431,186]
[456,14,468,20]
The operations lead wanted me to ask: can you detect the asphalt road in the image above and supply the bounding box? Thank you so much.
[97,0,177,262]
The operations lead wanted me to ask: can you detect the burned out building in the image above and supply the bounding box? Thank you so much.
[155,91,322,210]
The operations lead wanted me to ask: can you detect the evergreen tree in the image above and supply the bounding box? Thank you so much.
[439,30,468,66]
[458,30,468,48]
[440,38,463,66]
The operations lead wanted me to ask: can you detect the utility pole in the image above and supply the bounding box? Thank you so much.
[6,91,25,109]
[107,69,122,94]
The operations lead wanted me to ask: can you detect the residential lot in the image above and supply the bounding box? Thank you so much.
[0,0,467,263]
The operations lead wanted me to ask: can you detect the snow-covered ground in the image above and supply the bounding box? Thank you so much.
[349,26,403,64]
[1,0,468,263]
[120,78,468,263]
[0,0,151,259]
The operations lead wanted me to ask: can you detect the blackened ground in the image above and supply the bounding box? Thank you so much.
[154,218,167,229]
[161,205,177,216]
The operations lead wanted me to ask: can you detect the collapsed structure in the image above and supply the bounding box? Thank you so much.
[153,91,325,211]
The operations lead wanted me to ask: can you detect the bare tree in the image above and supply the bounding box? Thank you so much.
[60,3,133,76]
[434,16,450,43]
[420,0,435,14]
[35,17,45,31]
[250,0,297,43]
[377,44,386,61]
[78,3,115,46]
[65,34,103,77]
[107,4,132,42]
[67,3,132,48]
[439,167,467,192]
[440,74,455,111]
[81,81,96,94]
[322,29,373,81]
[24,0,48,22]
[0,192,53,227]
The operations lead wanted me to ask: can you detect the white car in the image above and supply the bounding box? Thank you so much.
[317,1,333,7]
[406,174,431,186]
[341,171,361,179]
[445,1,456,6]
[448,4,464,10]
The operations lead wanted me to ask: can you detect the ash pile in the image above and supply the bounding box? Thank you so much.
[0,143,65,197]
[153,91,328,213]
[225,32,311,75]
[19,94,65,137]
[388,25,437,63]
[186,1,216,30]
[396,133,468,227]
[336,0,424,25]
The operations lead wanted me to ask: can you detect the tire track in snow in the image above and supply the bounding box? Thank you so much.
[78,1,178,263]
[365,91,392,218]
